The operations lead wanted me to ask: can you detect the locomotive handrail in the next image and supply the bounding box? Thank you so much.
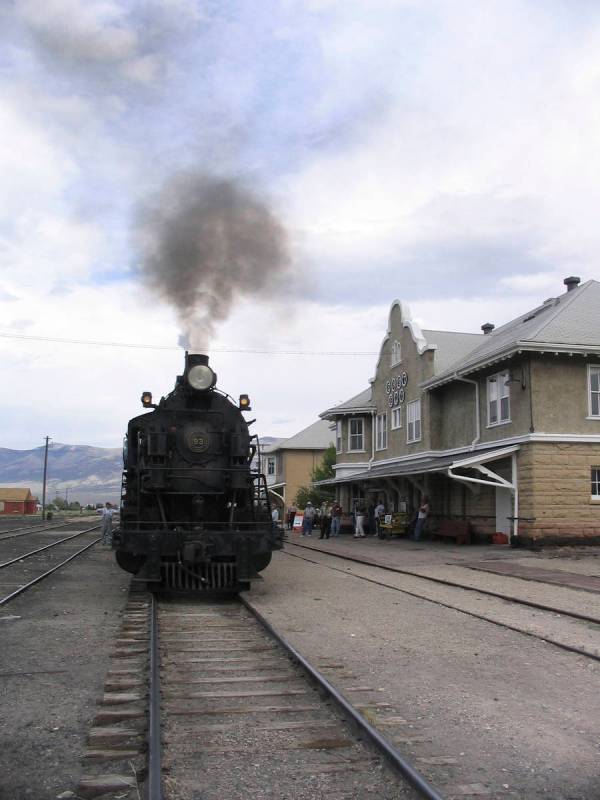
[138,465,255,473]
[123,520,273,528]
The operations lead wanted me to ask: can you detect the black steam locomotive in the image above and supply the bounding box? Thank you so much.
[115,353,282,591]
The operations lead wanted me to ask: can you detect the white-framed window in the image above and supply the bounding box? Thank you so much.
[336,420,343,454]
[391,339,402,366]
[348,417,364,451]
[391,406,402,430]
[487,371,510,426]
[375,412,387,451]
[267,457,275,475]
[589,366,600,417]
[592,467,600,499]
[407,399,421,443]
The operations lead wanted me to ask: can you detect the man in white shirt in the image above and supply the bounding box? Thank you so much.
[413,496,430,541]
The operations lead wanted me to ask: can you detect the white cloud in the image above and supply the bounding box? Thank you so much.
[282,1,600,293]
[16,0,138,63]
[0,98,76,217]
[3,0,600,451]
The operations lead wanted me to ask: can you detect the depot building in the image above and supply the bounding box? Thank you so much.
[319,276,600,545]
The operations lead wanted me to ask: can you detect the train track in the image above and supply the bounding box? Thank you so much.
[0,515,100,541]
[284,538,600,663]
[0,523,102,606]
[78,590,445,800]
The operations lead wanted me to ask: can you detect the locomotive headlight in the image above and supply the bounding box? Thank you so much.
[187,364,216,391]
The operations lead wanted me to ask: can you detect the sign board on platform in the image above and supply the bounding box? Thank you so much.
[292,513,304,533]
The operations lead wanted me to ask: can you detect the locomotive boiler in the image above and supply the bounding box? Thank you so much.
[115,353,282,591]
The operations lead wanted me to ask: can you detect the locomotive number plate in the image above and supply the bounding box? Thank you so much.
[186,428,210,453]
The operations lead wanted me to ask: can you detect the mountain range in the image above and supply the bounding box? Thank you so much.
[0,437,280,506]
[0,443,122,506]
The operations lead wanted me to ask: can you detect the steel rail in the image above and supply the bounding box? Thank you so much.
[147,593,163,800]
[0,525,101,569]
[0,536,101,606]
[284,549,600,665]
[0,521,71,541]
[286,538,600,626]
[0,515,99,537]
[241,595,445,800]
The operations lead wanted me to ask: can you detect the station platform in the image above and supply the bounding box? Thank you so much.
[283,530,600,593]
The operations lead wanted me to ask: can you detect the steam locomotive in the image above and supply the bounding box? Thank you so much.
[114,353,282,591]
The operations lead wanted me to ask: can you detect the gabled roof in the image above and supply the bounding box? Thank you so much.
[422,329,482,375]
[424,279,600,388]
[272,418,334,451]
[320,387,374,420]
[0,487,33,502]
[372,299,482,381]
[259,438,285,454]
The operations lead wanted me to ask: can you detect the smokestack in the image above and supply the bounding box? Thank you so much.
[481,323,495,335]
[563,276,581,292]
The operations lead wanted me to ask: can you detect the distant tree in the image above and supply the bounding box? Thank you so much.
[312,445,336,483]
[54,496,66,510]
[294,445,336,508]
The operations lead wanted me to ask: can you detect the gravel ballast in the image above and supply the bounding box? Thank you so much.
[246,539,600,799]
[0,542,131,799]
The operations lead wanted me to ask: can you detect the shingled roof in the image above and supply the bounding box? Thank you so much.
[273,418,334,450]
[320,387,374,420]
[0,487,35,502]
[424,279,600,389]
[422,329,482,375]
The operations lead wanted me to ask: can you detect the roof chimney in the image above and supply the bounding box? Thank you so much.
[481,323,495,335]
[563,276,581,292]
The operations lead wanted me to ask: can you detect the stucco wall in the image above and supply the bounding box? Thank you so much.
[283,449,327,507]
[530,357,600,434]
[430,381,477,450]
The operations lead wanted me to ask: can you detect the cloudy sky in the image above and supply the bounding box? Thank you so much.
[1,0,599,451]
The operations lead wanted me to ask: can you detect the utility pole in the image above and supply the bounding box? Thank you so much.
[41,436,51,520]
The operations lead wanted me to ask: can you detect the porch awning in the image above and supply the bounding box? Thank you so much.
[318,444,519,487]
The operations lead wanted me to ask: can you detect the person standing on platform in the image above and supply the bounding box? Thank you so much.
[354,504,367,538]
[302,501,315,536]
[374,500,385,538]
[101,502,114,545]
[413,496,430,541]
[330,502,343,537]
[368,502,376,536]
[319,503,331,539]
[287,505,297,530]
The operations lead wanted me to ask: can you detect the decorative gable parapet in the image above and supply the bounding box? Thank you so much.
[371,300,436,384]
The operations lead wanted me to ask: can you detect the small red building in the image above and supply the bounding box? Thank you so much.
[0,488,38,515]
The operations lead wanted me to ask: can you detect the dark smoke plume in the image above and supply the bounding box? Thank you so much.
[135,173,292,351]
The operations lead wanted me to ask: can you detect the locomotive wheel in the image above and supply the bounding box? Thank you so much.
[252,552,272,573]
[115,551,146,575]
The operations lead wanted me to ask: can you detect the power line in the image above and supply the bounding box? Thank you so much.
[0,331,378,356]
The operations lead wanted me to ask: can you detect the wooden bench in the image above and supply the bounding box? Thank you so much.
[435,519,471,545]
